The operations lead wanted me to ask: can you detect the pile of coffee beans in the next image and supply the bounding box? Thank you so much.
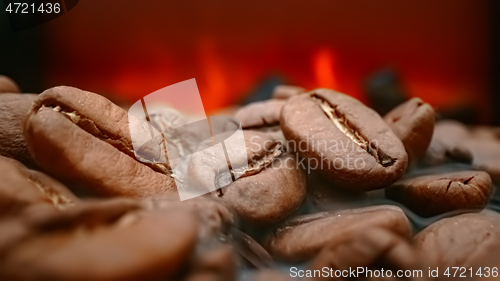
[0,74,499,280]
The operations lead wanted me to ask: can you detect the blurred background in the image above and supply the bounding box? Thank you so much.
[0,0,497,123]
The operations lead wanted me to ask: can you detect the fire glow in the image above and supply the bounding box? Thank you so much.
[42,0,490,118]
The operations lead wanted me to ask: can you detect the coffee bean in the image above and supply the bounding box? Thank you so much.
[0,93,38,167]
[189,130,307,225]
[141,188,275,269]
[309,227,421,281]
[265,205,412,263]
[0,75,21,93]
[386,171,492,217]
[0,199,198,280]
[384,97,435,164]
[0,156,77,217]
[215,152,306,225]
[281,89,408,191]
[413,211,500,268]
[271,85,305,100]
[24,86,177,197]
[143,194,236,281]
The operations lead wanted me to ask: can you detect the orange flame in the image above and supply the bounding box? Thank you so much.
[313,48,338,90]
[199,38,228,110]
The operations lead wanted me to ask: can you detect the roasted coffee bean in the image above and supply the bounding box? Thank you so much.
[24,86,177,197]
[0,199,198,280]
[386,171,492,217]
[235,99,286,129]
[0,93,38,166]
[421,120,472,166]
[189,130,307,225]
[266,205,412,263]
[281,89,408,191]
[106,197,241,280]
[141,193,274,269]
[214,152,306,225]
[413,211,500,268]
[384,97,435,165]
[0,75,21,93]
[0,156,77,217]
[271,85,305,100]
[0,199,141,261]
[309,227,421,281]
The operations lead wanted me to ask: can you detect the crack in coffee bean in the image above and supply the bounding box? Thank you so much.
[445,180,452,193]
[47,105,172,176]
[310,94,396,167]
[150,113,191,158]
[27,177,74,209]
[438,176,477,194]
[215,142,283,193]
[463,176,474,184]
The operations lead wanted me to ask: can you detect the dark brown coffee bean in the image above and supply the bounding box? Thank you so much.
[141,192,274,269]
[281,89,408,191]
[265,205,412,263]
[384,97,435,164]
[309,227,421,281]
[189,131,307,225]
[271,85,305,100]
[386,171,492,217]
[421,120,472,166]
[24,86,177,197]
[0,93,38,167]
[0,75,21,93]
[413,211,500,268]
[143,194,235,281]
[235,99,285,129]
[0,199,199,280]
[214,152,306,225]
[0,156,77,217]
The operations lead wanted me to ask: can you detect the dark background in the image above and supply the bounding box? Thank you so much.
[0,0,496,123]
